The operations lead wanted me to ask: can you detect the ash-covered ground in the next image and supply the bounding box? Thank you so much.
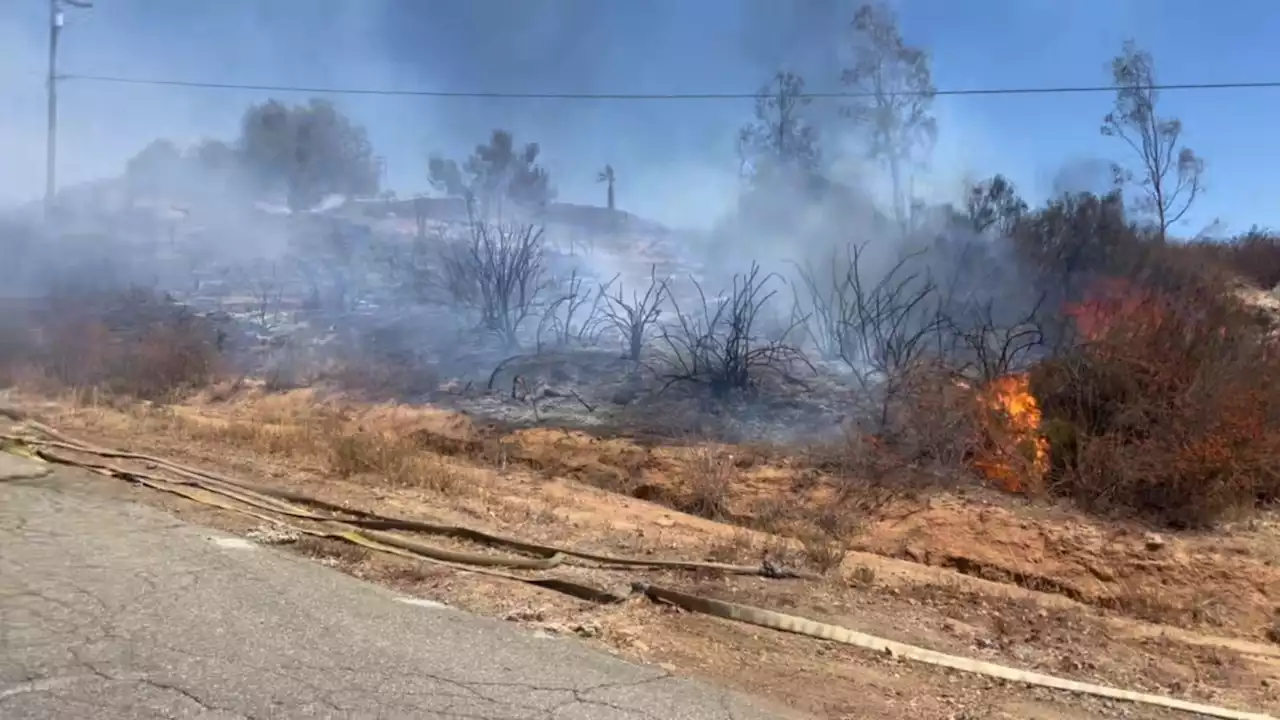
[65,194,865,445]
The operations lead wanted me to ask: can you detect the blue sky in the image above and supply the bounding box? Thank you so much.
[1,0,1276,234]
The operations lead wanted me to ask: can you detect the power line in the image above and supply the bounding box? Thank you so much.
[56,72,1280,100]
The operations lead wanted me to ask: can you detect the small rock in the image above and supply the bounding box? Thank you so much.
[245,525,300,545]
[503,607,546,623]
[610,387,639,406]
[1144,533,1166,551]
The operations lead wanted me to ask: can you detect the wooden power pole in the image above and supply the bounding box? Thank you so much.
[44,0,93,220]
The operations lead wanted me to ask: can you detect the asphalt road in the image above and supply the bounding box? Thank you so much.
[0,455,794,720]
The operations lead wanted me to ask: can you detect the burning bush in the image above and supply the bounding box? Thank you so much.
[970,373,1049,494]
[1032,273,1280,527]
[0,286,225,401]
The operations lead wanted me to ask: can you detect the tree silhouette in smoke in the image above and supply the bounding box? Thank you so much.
[733,71,832,234]
[429,129,555,220]
[966,174,1028,237]
[236,98,380,212]
[597,164,616,211]
[842,2,937,238]
[738,71,823,193]
[124,139,185,201]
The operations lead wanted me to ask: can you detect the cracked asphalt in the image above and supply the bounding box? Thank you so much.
[0,457,796,719]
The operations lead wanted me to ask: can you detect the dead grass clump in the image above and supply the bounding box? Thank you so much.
[796,528,848,574]
[680,446,738,519]
[330,431,416,478]
[1033,273,1280,527]
[328,430,462,493]
[211,421,328,458]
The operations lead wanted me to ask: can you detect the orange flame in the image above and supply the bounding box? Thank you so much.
[971,373,1048,493]
[1062,277,1165,342]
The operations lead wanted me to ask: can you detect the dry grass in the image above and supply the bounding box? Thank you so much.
[328,429,464,493]
[680,446,737,519]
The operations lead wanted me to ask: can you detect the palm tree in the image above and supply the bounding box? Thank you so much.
[597,164,616,211]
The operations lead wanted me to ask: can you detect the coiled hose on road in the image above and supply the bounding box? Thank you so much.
[0,407,1274,720]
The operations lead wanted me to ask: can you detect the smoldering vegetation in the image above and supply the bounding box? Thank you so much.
[5,10,1280,531]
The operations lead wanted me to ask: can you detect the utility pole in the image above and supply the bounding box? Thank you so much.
[44,0,92,220]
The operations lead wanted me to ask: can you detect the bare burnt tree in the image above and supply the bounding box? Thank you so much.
[795,242,938,382]
[921,224,1049,376]
[439,222,549,347]
[938,295,1046,382]
[249,261,283,328]
[1102,40,1205,241]
[597,164,617,211]
[791,256,857,362]
[805,243,942,429]
[657,263,808,397]
[536,269,610,351]
[601,264,670,362]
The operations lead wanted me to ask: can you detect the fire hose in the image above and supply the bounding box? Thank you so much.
[0,408,1274,720]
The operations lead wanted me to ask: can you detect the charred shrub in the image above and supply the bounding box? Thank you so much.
[656,263,808,398]
[439,222,549,347]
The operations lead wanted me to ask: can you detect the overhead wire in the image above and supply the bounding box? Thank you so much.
[53,73,1280,100]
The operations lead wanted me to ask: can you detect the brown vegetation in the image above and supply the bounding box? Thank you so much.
[0,287,223,401]
[1033,265,1280,527]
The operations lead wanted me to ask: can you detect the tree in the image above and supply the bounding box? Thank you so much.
[597,164,616,211]
[965,174,1027,236]
[1102,40,1205,241]
[124,139,184,200]
[190,139,237,175]
[738,71,822,191]
[429,129,555,220]
[841,2,937,237]
[237,98,380,212]
[427,156,475,216]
